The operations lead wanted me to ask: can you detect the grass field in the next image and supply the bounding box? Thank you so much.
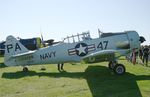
[0,57,150,97]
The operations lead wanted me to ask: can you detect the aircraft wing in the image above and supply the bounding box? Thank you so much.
[82,49,127,63]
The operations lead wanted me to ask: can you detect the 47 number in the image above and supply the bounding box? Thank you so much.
[97,41,108,50]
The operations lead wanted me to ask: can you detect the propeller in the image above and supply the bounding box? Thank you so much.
[139,36,146,43]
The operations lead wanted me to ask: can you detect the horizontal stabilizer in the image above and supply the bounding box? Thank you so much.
[12,51,35,58]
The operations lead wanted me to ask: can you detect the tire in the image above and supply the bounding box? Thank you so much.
[113,64,125,75]
[23,67,28,72]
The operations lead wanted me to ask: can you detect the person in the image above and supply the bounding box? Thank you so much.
[142,46,149,66]
[131,49,138,65]
[139,47,143,60]
[58,63,64,71]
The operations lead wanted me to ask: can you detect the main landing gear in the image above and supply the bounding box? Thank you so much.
[108,61,126,75]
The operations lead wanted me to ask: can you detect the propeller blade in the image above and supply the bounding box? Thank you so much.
[139,36,146,43]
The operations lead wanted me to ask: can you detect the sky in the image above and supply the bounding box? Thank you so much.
[0,0,150,45]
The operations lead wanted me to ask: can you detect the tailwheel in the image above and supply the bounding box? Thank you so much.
[23,67,28,72]
[113,64,125,75]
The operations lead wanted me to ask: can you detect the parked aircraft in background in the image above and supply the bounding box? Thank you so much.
[4,30,145,75]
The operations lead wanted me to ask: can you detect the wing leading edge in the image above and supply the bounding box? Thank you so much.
[82,49,129,63]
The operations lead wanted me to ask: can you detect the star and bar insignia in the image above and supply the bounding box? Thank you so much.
[68,43,95,57]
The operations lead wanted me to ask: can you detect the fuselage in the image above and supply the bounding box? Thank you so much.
[12,31,140,66]
[4,31,141,66]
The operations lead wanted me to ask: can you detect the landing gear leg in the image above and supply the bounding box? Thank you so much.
[23,66,28,72]
[108,61,116,69]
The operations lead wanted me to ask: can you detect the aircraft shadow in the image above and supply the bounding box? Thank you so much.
[0,62,7,68]
[2,66,150,97]
[85,66,150,97]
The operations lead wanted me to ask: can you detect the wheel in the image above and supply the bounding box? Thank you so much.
[113,64,125,75]
[41,67,46,71]
[23,67,28,72]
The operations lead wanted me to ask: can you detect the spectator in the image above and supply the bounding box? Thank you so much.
[139,47,143,60]
[142,46,149,66]
[58,63,64,71]
[132,50,138,65]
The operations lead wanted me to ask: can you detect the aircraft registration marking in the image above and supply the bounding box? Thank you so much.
[16,55,33,61]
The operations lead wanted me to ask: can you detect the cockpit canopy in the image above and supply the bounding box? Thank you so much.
[62,31,92,43]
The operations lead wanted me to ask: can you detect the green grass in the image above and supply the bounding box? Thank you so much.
[0,57,150,97]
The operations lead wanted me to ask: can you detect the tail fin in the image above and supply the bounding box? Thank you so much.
[4,35,29,66]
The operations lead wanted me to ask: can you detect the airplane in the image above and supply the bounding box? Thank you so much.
[4,30,145,75]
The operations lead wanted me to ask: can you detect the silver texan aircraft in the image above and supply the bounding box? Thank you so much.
[4,30,144,75]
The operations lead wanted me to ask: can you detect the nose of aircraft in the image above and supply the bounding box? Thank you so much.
[139,36,146,43]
